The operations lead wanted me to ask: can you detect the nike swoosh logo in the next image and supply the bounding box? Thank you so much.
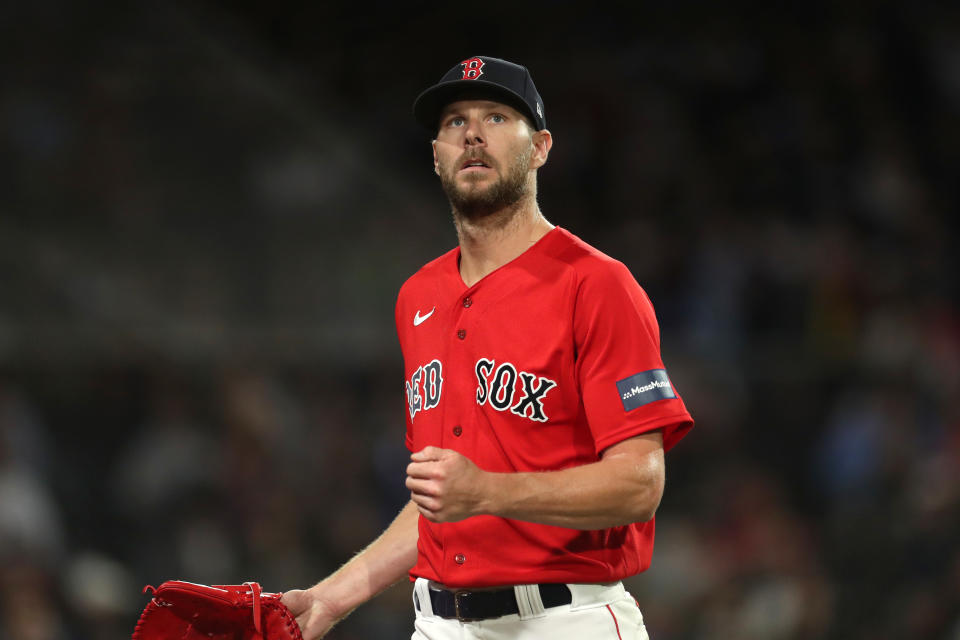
[413,307,435,327]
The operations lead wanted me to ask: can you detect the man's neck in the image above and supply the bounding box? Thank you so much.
[454,197,554,287]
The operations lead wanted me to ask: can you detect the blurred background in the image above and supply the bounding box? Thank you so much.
[1,1,958,639]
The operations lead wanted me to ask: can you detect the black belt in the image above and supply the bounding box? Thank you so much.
[423,583,572,621]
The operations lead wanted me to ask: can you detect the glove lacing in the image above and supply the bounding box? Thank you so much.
[245,582,263,637]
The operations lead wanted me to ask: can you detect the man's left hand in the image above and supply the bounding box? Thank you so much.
[406,447,487,522]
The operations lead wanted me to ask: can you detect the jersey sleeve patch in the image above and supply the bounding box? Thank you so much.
[616,369,677,411]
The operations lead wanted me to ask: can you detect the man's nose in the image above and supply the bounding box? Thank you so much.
[464,118,485,146]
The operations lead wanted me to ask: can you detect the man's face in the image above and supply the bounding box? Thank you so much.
[432,100,536,219]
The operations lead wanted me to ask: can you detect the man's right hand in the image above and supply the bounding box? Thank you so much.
[281,588,341,640]
[277,501,420,638]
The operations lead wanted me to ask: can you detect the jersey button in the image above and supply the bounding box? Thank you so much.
[457,329,466,340]
[455,553,466,565]
[463,297,473,308]
[452,425,462,437]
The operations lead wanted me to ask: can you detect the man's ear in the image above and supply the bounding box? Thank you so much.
[432,140,440,175]
[530,129,553,170]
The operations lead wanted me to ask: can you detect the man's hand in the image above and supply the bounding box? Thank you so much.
[280,588,341,640]
[406,447,487,522]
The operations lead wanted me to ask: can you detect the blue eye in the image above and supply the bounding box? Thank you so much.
[450,117,465,127]
[490,114,504,123]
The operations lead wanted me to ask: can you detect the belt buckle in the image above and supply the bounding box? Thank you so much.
[453,590,480,622]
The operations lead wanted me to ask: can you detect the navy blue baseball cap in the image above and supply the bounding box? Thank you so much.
[413,56,547,132]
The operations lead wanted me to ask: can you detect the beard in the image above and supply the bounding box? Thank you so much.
[439,147,532,220]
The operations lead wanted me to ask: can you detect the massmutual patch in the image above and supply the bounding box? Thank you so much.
[616,369,676,411]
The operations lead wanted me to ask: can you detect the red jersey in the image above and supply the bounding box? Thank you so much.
[395,227,693,588]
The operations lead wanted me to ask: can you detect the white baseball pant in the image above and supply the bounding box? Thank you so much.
[410,578,649,640]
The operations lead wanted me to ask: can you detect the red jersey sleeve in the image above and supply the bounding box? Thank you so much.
[395,284,416,453]
[573,259,693,453]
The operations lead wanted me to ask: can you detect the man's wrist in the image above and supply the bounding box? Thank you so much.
[306,582,348,621]
[477,470,503,517]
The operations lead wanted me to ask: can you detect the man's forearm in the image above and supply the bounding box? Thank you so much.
[481,447,664,529]
[312,500,420,618]
[408,432,665,530]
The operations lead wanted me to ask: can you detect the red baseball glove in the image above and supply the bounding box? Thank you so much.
[132,580,303,640]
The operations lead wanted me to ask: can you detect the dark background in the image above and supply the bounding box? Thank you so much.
[1,2,958,639]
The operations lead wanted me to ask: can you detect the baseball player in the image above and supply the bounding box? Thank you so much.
[282,56,693,640]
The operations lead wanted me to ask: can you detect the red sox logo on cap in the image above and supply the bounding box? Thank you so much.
[461,57,484,80]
